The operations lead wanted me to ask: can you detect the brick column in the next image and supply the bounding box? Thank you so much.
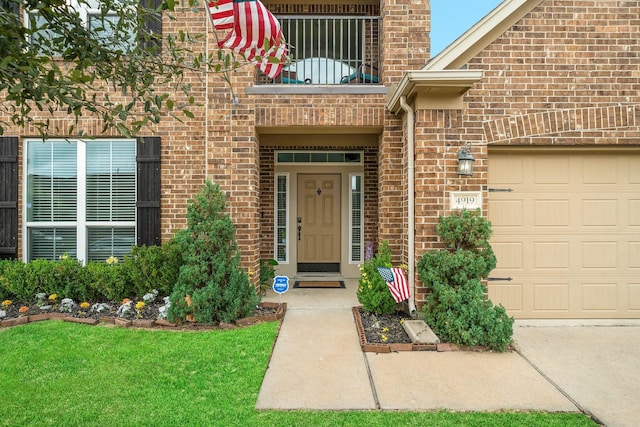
[378,0,430,262]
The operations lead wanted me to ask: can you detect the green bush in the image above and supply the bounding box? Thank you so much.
[49,256,89,301]
[124,242,182,297]
[417,249,495,289]
[85,261,133,302]
[0,260,27,301]
[0,245,179,303]
[0,260,25,301]
[168,181,258,324]
[437,208,494,251]
[357,241,397,315]
[0,258,88,302]
[259,259,278,295]
[418,210,513,352]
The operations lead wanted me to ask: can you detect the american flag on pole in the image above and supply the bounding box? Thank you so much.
[377,267,411,303]
[209,0,288,79]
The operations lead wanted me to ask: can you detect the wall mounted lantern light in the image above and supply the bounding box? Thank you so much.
[457,142,475,176]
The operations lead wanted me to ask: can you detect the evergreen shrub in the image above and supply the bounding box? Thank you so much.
[417,209,513,352]
[357,241,397,315]
[168,181,258,324]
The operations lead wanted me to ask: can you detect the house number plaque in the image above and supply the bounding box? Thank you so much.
[450,191,482,211]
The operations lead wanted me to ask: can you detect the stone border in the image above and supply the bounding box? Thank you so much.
[352,306,508,353]
[0,302,287,330]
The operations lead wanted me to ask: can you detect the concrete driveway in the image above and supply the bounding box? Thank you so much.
[513,320,640,427]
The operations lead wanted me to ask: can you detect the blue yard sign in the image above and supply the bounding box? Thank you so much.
[272,276,289,294]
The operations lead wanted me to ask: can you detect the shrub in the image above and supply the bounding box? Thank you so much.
[437,208,494,251]
[125,242,182,297]
[0,260,25,301]
[259,259,278,295]
[357,241,397,315]
[417,249,494,289]
[85,261,133,302]
[168,181,258,324]
[418,210,513,352]
[49,256,88,301]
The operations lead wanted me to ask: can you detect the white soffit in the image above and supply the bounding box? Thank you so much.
[425,0,544,71]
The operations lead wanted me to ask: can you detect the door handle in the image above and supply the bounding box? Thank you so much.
[297,225,302,240]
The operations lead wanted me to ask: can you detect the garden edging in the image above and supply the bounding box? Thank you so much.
[0,302,286,330]
[352,306,508,353]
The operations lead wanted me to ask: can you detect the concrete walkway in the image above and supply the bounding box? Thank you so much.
[257,280,640,426]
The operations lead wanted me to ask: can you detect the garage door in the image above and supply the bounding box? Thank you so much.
[488,149,640,319]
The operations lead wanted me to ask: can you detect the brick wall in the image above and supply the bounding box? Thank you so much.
[466,0,640,143]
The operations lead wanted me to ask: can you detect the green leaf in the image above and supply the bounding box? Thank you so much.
[115,123,131,138]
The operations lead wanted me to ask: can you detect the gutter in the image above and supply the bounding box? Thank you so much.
[399,95,417,316]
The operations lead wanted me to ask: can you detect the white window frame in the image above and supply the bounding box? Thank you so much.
[349,172,364,264]
[25,0,136,51]
[274,173,289,264]
[23,138,137,263]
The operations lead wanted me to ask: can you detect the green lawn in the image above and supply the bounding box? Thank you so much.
[0,321,596,427]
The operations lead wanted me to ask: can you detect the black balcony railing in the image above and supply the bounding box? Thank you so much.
[258,15,381,85]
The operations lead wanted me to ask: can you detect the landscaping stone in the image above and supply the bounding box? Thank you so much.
[132,319,155,328]
[154,319,177,327]
[1,316,29,327]
[115,318,132,327]
[64,317,99,326]
[402,319,440,344]
[28,313,53,322]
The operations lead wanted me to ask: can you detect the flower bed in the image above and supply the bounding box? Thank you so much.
[352,307,436,353]
[1,295,286,331]
[352,307,511,353]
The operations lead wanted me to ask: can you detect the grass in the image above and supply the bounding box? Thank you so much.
[0,321,597,427]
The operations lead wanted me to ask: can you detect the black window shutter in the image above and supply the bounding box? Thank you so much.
[140,0,162,53]
[0,137,18,259]
[136,137,161,247]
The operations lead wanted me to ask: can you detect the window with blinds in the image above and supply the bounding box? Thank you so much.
[25,139,136,262]
[350,173,363,263]
[274,174,288,263]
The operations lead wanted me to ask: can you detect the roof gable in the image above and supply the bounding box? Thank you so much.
[424,0,543,71]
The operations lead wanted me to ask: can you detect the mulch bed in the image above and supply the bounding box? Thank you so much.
[353,307,437,353]
[353,307,510,353]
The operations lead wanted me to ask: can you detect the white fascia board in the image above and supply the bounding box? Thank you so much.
[425,0,544,71]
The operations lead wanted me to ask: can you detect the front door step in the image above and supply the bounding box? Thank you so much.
[402,320,440,344]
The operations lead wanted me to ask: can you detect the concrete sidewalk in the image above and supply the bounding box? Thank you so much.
[257,280,640,426]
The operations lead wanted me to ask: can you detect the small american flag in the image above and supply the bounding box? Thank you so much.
[216,0,288,79]
[377,267,411,303]
[208,0,234,30]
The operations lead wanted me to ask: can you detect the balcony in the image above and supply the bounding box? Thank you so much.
[258,15,380,85]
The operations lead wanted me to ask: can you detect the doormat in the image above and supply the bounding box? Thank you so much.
[293,281,345,289]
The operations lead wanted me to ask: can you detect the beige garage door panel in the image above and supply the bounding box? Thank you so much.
[488,151,640,319]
